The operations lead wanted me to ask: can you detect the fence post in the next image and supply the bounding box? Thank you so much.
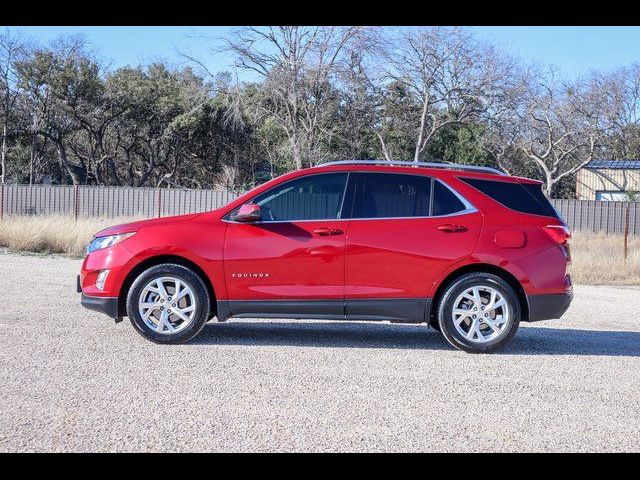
[157,188,162,218]
[0,182,4,220]
[73,185,79,220]
[624,203,630,262]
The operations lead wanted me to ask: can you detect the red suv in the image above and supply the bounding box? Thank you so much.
[78,161,572,353]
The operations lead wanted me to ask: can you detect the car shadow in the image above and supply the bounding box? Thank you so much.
[193,321,640,357]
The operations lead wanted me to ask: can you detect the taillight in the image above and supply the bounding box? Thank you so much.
[541,225,571,261]
[541,225,571,245]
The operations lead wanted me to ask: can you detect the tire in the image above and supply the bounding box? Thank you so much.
[127,264,210,344]
[437,273,520,353]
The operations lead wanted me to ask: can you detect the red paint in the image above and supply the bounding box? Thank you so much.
[80,164,571,306]
[345,213,482,298]
[494,229,526,248]
[223,220,346,299]
[231,203,261,222]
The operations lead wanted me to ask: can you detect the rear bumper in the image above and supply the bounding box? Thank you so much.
[526,291,573,322]
[80,293,120,319]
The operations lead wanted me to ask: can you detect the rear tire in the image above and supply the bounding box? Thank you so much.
[437,273,520,353]
[127,264,210,344]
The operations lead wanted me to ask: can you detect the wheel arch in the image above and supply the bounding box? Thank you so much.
[428,263,529,324]
[118,254,216,318]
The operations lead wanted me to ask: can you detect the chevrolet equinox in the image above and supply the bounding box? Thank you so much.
[78,160,573,353]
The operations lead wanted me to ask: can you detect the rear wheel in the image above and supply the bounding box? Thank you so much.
[127,264,210,344]
[437,273,520,353]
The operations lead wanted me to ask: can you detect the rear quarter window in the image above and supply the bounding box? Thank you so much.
[461,177,559,218]
[432,180,467,216]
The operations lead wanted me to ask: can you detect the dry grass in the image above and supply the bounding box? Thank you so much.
[0,215,141,258]
[570,231,640,285]
[0,215,638,284]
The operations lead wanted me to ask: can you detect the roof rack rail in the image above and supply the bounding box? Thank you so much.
[314,160,507,176]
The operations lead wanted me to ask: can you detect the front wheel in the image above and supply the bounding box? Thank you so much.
[437,273,520,353]
[127,264,210,344]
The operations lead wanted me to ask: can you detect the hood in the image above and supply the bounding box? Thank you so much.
[94,213,202,237]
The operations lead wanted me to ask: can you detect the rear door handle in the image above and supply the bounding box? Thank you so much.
[437,224,468,233]
[313,227,344,236]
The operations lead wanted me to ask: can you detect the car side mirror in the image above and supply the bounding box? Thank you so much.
[231,203,261,222]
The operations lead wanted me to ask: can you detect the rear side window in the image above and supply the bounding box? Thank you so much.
[461,178,559,218]
[352,173,431,218]
[432,180,467,216]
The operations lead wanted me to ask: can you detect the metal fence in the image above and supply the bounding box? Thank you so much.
[1,184,639,235]
[0,184,240,219]
[551,199,639,236]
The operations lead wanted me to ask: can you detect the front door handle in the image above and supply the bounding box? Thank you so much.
[313,227,344,236]
[437,223,468,233]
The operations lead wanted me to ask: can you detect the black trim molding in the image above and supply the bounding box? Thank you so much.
[217,298,430,323]
[526,292,573,322]
[345,298,430,323]
[80,294,120,319]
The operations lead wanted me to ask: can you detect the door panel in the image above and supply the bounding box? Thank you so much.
[222,172,353,316]
[223,220,348,301]
[344,212,483,300]
[344,172,483,310]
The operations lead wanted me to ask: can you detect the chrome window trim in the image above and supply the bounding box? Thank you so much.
[346,209,477,221]
[224,211,476,225]
[337,172,350,219]
[223,217,351,224]
[224,174,477,224]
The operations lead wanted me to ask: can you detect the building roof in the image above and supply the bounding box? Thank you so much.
[586,160,640,170]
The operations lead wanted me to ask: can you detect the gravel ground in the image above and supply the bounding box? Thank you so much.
[1,250,639,452]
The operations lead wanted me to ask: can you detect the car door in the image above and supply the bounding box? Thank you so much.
[223,172,352,318]
[344,172,483,322]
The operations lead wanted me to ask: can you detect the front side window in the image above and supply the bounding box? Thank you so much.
[250,172,348,221]
[352,173,432,218]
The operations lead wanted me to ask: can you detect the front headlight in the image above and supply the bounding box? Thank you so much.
[87,232,136,254]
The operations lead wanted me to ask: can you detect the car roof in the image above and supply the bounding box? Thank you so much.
[308,160,541,184]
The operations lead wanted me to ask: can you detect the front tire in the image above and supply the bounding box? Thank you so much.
[437,273,520,353]
[127,264,210,344]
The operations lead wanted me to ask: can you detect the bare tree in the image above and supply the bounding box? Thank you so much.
[379,27,512,162]
[513,72,611,196]
[0,29,26,184]
[589,64,640,160]
[221,26,366,169]
[481,69,530,175]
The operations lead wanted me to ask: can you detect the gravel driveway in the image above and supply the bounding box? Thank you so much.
[1,250,639,452]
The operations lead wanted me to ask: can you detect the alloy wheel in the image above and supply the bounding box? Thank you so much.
[451,285,511,344]
[138,276,197,335]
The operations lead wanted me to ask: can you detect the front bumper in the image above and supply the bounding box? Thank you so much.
[79,274,120,319]
[80,292,120,319]
[526,291,573,322]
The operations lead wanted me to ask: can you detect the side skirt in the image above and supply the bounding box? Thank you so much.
[346,298,430,323]
[216,298,431,323]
